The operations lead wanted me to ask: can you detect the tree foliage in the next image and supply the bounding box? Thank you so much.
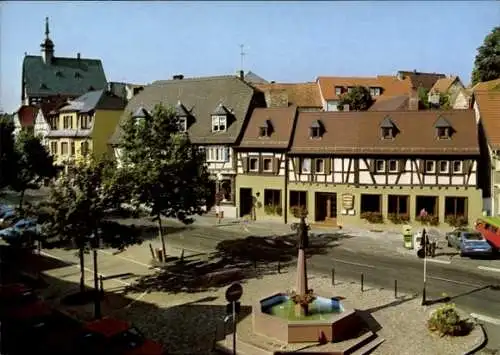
[7,131,57,208]
[418,87,452,110]
[0,115,16,189]
[337,86,373,111]
[119,104,212,258]
[471,26,500,86]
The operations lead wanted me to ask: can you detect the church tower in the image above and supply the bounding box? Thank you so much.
[40,17,54,64]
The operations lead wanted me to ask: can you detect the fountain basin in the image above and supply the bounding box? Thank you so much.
[254,293,364,343]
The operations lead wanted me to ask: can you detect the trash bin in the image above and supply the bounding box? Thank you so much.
[402,225,413,249]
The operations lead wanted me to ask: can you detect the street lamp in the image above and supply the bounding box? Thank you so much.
[89,230,102,319]
[421,228,428,306]
[216,173,223,224]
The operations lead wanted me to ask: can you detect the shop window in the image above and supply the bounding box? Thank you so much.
[360,194,382,213]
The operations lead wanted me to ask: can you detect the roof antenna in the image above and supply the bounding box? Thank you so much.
[45,17,50,39]
[239,44,246,73]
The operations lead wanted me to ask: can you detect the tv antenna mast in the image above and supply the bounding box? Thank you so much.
[239,44,246,72]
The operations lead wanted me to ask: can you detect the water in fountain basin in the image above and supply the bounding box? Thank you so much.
[262,295,344,321]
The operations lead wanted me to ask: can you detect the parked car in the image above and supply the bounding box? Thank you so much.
[446,228,493,257]
[0,218,40,245]
[0,209,19,229]
[0,204,13,217]
[81,318,165,355]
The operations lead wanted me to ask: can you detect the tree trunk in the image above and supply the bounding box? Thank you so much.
[79,246,85,293]
[18,189,25,210]
[93,247,101,319]
[157,213,167,262]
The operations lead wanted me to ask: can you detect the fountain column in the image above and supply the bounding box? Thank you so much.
[295,216,309,317]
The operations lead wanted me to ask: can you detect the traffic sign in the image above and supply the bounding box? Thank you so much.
[225,282,243,302]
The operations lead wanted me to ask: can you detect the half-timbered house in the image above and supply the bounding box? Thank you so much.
[286,110,482,227]
[235,106,298,222]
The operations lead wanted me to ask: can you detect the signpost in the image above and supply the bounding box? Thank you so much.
[225,283,243,355]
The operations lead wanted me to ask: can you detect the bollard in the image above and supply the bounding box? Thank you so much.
[394,280,398,299]
[149,243,155,260]
[331,268,335,286]
[180,249,185,262]
[277,260,281,274]
[361,273,364,292]
[99,275,104,296]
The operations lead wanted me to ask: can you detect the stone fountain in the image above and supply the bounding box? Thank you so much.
[253,209,366,344]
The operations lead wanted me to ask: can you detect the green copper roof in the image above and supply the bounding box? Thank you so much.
[22,55,107,98]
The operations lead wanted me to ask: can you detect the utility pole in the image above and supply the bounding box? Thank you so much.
[239,44,246,73]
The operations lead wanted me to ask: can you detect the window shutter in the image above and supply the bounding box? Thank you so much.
[259,156,263,173]
[311,159,316,174]
[418,159,425,173]
[398,159,406,173]
[242,157,248,172]
[273,157,280,174]
[368,159,375,173]
[325,158,331,175]
[463,160,471,174]
[294,157,300,173]
[467,160,474,174]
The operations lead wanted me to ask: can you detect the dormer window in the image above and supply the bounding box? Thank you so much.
[132,106,149,125]
[379,116,396,140]
[40,83,48,90]
[434,116,452,140]
[178,117,187,132]
[335,86,343,96]
[259,119,273,138]
[309,120,323,139]
[369,87,381,96]
[55,71,63,77]
[212,115,226,132]
[175,101,190,132]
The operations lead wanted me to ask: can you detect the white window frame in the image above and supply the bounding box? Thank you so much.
[388,160,398,172]
[315,159,325,173]
[439,160,449,173]
[263,158,273,172]
[249,157,259,172]
[178,117,187,132]
[211,115,227,132]
[425,161,435,173]
[453,160,463,173]
[335,87,342,96]
[207,147,229,162]
[375,160,385,173]
[301,158,312,174]
[370,87,381,96]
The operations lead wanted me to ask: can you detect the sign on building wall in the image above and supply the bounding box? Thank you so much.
[342,193,354,210]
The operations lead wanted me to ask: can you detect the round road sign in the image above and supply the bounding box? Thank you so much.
[225,282,243,302]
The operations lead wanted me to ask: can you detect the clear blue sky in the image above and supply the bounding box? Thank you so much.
[1,1,499,113]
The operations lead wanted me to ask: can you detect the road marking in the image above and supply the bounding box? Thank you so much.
[470,313,500,325]
[98,250,162,272]
[332,258,376,269]
[478,266,500,273]
[427,276,483,288]
[426,259,451,265]
[40,251,131,286]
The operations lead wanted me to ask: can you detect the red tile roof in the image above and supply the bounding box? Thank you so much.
[253,83,322,108]
[474,90,500,149]
[16,105,39,128]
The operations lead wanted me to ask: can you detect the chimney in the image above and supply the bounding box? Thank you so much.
[172,74,184,80]
[265,89,288,108]
[238,70,244,80]
[343,104,350,112]
[107,82,113,93]
[77,52,81,60]
[408,90,419,111]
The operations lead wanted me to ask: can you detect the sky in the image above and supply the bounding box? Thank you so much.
[1,1,499,113]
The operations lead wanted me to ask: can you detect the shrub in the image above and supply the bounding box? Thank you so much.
[417,214,439,226]
[445,215,468,228]
[388,213,410,224]
[264,204,283,216]
[361,211,383,224]
[289,289,316,306]
[275,206,283,216]
[290,205,308,219]
[427,304,473,336]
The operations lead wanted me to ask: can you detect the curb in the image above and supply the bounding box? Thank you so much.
[463,322,487,355]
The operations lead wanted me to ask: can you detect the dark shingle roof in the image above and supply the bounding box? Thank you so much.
[244,71,268,84]
[22,55,107,98]
[59,90,126,113]
[397,71,446,91]
[109,76,262,145]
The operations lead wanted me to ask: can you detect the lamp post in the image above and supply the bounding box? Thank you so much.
[90,230,102,319]
[421,228,427,306]
[216,173,223,224]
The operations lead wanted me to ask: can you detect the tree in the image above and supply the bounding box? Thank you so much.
[337,86,373,111]
[471,26,500,86]
[41,158,142,305]
[418,87,452,110]
[119,104,212,261]
[10,131,57,209]
[0,115,16,190]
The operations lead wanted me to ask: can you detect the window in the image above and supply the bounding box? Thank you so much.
[347,87,353,93]
[263,158,273,172]
[425,161,435,173]
[70,142,75,156]
[289,190,307,210]
[310,127,320,138]
[63,115,72,129]
[61,142,68,155]
[369,87,381,96]
[375,160,385,173]
[415,196,438,217]
[437,127,450,139]
[211,115,227,132]
[445,197,467,219]
[335,87,342,95]
[264,189,281,208]
[50,141,58,155]
[315,159,325,173]
[178,117,187,132]
[381,127,393,139]
[259,126,269,137]
[439,161,449,173]
[388,195,409,216]
[388,160,397,172]
[452,161,462,173]
[249,157,259,171]
[49,116,58,130]
[360,194,382,213]
[207,147,230,162]
[301,158,312,173]
[80,141,89,156]
[79,115,92,129]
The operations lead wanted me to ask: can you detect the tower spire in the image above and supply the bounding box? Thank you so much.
[45,17,50,39]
